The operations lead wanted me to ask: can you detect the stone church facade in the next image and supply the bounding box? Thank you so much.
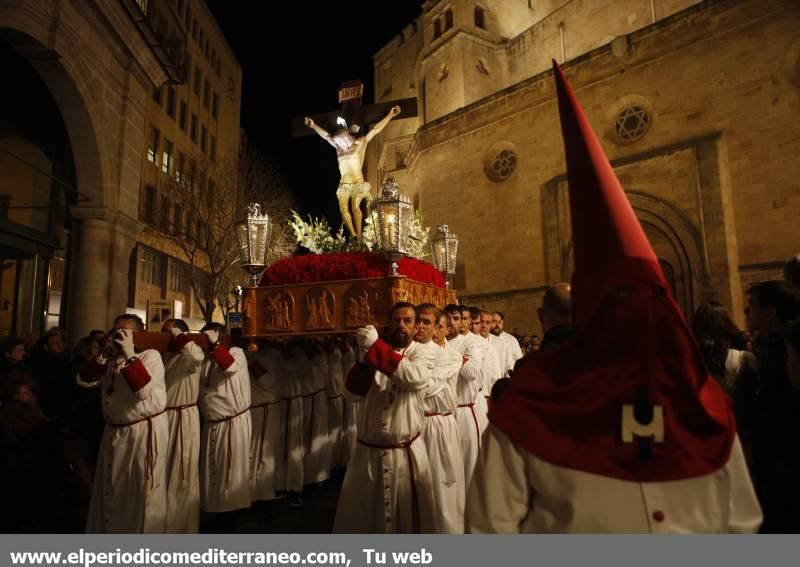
[369,0,800,335]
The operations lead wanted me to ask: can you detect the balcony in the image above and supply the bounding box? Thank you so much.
[121,0,187,84]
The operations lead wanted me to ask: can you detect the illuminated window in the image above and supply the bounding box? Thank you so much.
[147,126,160,164]
[161,139,173,174]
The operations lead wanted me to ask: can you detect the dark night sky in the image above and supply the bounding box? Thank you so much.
[207,2,423,223]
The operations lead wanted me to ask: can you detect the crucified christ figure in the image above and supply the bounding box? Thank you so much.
[304,105,401,240]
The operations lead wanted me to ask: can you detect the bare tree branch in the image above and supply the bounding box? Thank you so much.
[144,148,296,323]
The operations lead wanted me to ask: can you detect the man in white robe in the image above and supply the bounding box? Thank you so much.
[334,302,437,533]
[299,343,330,485]
[443,304,485,486]
[466,307,492,434]
[339,340,358,466]
[325,340,345,473]
[477,311,504,407]
[248,344,283,503]
[277,344,304,504]
[490,312,522,376]
[198,324,251,522]
[467,61,761,534]
[416,304,465,533]
[77,314,168,533]
[160,319,204,533]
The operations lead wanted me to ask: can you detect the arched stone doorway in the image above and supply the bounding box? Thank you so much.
[0,12,132,341]
[0,32,86,337]
[560,191,704,319]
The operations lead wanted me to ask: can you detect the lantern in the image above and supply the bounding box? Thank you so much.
[372,179,413,258]
[431,224,459,289]
[236,203,272,287]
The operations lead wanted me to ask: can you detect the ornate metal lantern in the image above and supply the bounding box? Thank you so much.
[431,224,458,289]
[372,179,414,259]
[237,203,272,286]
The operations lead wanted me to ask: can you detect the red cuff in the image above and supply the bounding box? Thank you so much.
[248,360,266,379]
[79,357,107,382]
[346,362,374,396]
[121,358,151,392]
[172,333,195,351]
[211,345,235,370]
[364,339,404,377]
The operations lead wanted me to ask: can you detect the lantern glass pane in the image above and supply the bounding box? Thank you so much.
[236,224,251,264]
[446,238,458,274]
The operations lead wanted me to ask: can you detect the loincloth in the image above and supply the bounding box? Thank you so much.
[336,182,372,201]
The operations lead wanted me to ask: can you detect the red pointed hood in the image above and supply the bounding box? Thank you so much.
[488,62,735,482]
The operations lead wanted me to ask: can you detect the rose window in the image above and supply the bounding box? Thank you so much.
[614,105,651,142]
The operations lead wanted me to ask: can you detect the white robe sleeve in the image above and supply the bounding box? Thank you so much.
[726,435,763,533]
[181,340,205,371]
[460,340,484,384]
[391,345,436,392]
[509,336,523,365]
[466,424,531,533]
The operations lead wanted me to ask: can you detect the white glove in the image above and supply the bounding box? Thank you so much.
[204,329,220,347]
[113,329,136,360]
[170,327,183,337]
[356,325,379,351]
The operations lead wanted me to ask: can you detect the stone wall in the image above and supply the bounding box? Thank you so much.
[393,0,799,332]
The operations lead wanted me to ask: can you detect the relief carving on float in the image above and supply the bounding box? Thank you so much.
[264,290,294,332]
[391,287,409,304]
[345,284,379,329]
[304,287,335,331]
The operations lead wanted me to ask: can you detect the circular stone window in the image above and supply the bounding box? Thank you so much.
[605,96,654,146]
[484,142,518,182]
[614,105,651,142]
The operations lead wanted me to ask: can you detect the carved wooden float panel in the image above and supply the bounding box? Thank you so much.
[241,276,457,338]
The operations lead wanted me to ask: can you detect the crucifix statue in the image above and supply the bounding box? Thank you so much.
[292,80,418,240]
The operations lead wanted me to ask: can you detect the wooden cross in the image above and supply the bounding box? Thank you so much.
[291,80,418,137]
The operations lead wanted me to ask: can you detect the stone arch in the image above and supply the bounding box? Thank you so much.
[0,22,108,207]
[563,191,705,317]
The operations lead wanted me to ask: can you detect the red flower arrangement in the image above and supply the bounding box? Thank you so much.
[260,251,446,288]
